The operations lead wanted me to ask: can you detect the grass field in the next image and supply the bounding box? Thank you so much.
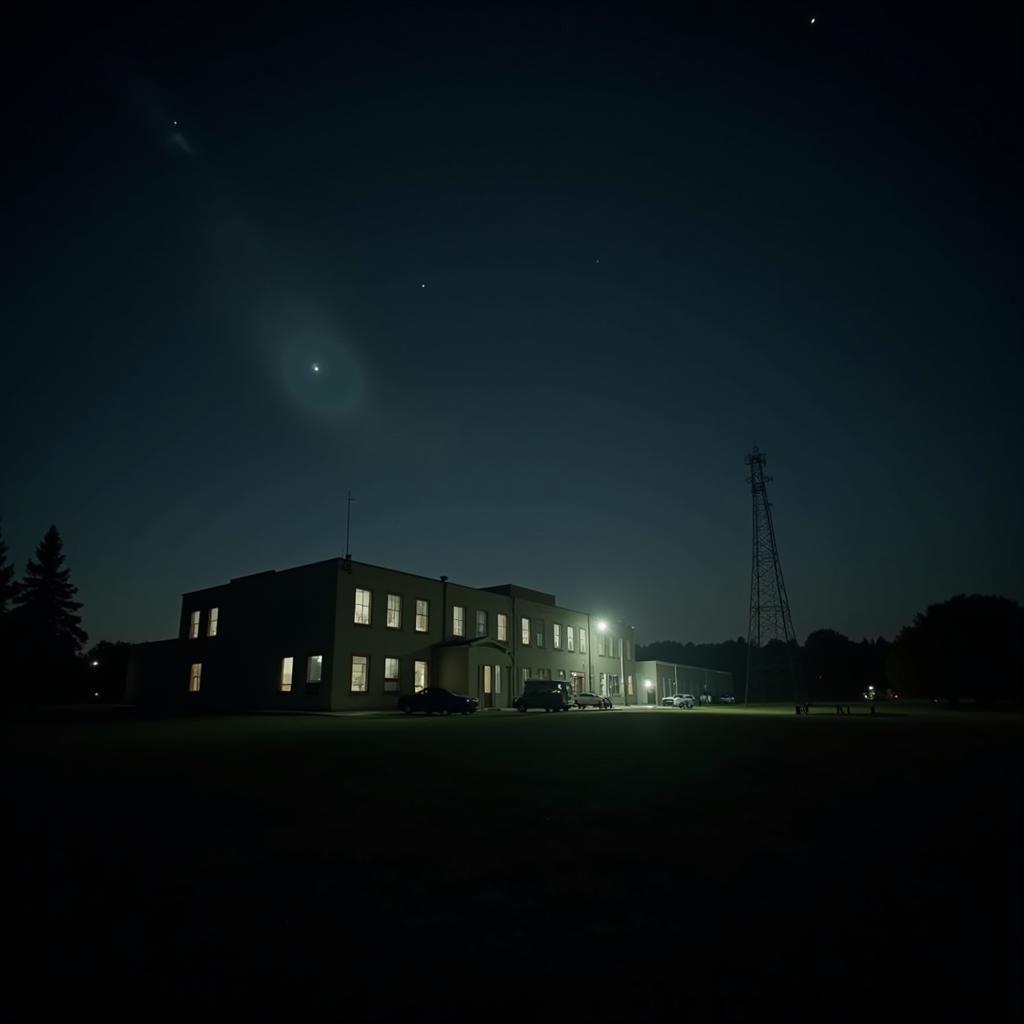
[5,705,1020,1021]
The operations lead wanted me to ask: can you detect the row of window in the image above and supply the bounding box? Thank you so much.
[188,658,634,698]
[278,654,430,694]
[351,589,603,654]
[188,608,218,639]
[354,590,434,633]
[188,594,627,662]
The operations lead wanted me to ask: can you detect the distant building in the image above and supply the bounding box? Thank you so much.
[633,660,734,704]
[127,557,641,711]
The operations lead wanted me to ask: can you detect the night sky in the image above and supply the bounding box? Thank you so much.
[4,2,1021,647]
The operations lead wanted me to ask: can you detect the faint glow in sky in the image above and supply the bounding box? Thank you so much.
[280,336,364,417]
[168,130,194,155]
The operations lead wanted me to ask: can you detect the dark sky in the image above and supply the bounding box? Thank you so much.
[3,2,1021,647]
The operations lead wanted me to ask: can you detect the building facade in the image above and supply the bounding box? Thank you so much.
[127,557,641,711]
[633,660,735,704]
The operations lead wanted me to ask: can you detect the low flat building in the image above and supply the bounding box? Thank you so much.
[127,557,640,711]
[634,660,734,705]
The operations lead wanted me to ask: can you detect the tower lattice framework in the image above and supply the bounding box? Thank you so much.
[744,446,798,704]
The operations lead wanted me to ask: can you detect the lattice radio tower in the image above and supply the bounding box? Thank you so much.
[744,446,799,704]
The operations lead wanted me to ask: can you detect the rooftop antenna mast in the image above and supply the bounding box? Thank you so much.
[744,446,799,705]
[343,491,355,572]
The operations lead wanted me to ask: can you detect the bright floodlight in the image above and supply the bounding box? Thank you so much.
[91,660,99,667]
[644,679,653,688]
[312,363,320,373]
[597,619,608,632]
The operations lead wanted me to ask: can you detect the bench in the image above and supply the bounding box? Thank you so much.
[796,702,875,716]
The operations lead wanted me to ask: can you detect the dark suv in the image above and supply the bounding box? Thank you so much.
[514,678,574,712]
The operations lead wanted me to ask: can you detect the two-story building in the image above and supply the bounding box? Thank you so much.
[126,556,640,711]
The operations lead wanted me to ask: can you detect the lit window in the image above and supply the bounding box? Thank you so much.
[483,665,492,694]
[553,624,561,650]
[522,668,530,683]
[521,617,530,646]
[280,657,294,693]
[416,599,429,633]
[384,657,399,692]
[580,629,587,654]
[207,607,219,637]
[558,669,566,680]
[567,626,574,652]
[308,654,323,684]
[497,613,508,642]
[414,660,428,691]
[476,609,487,637]
[453,605,465,637]
[188,662,202,692]
[627,674,634,696]
[351,655,368,692]
[535,620,545,648]
[494,665,501,694]
[387,594,402,629]
[599,672,607,694]
[354,589,371,625]
[188,610,200,639]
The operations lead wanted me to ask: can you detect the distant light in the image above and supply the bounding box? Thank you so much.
[644,680,653,689]
[420,283,426,288]
[173,120,179,126]
[93,692,100,698]
[597,620,608,632]
[810,17,816,24]
[312,363,320,373]
[91,660,99,667]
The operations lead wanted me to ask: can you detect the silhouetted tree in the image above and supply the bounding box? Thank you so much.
[802,629,859,700]
[888,594,1023,706]
[0,517,17,620]
[11,525,87,702]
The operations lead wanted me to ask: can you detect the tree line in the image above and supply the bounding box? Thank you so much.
[0,519,130,706]
[639,593,1022,706]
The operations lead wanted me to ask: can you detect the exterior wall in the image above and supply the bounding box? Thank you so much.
[332,562,446,711]
[126,638,190,707]
[130,555,641,712]
[511,597,593,698]
[178,561,339,711]
[635,661,734,703]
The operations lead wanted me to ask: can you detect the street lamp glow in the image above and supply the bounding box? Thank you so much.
[597,619,608,632]
[644,679,653,689]
[91,660,99,667]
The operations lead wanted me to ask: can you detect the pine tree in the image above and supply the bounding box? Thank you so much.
[0,517,17,618]
[13,525,88,666]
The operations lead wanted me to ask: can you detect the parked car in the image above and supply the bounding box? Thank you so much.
[514,678,575,712]
[661,693,696,708]
[574,691,612,710]
[718,694,737,704]
[397,687,479,715]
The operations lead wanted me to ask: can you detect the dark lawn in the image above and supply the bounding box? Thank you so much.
[5,706,1021,1021]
